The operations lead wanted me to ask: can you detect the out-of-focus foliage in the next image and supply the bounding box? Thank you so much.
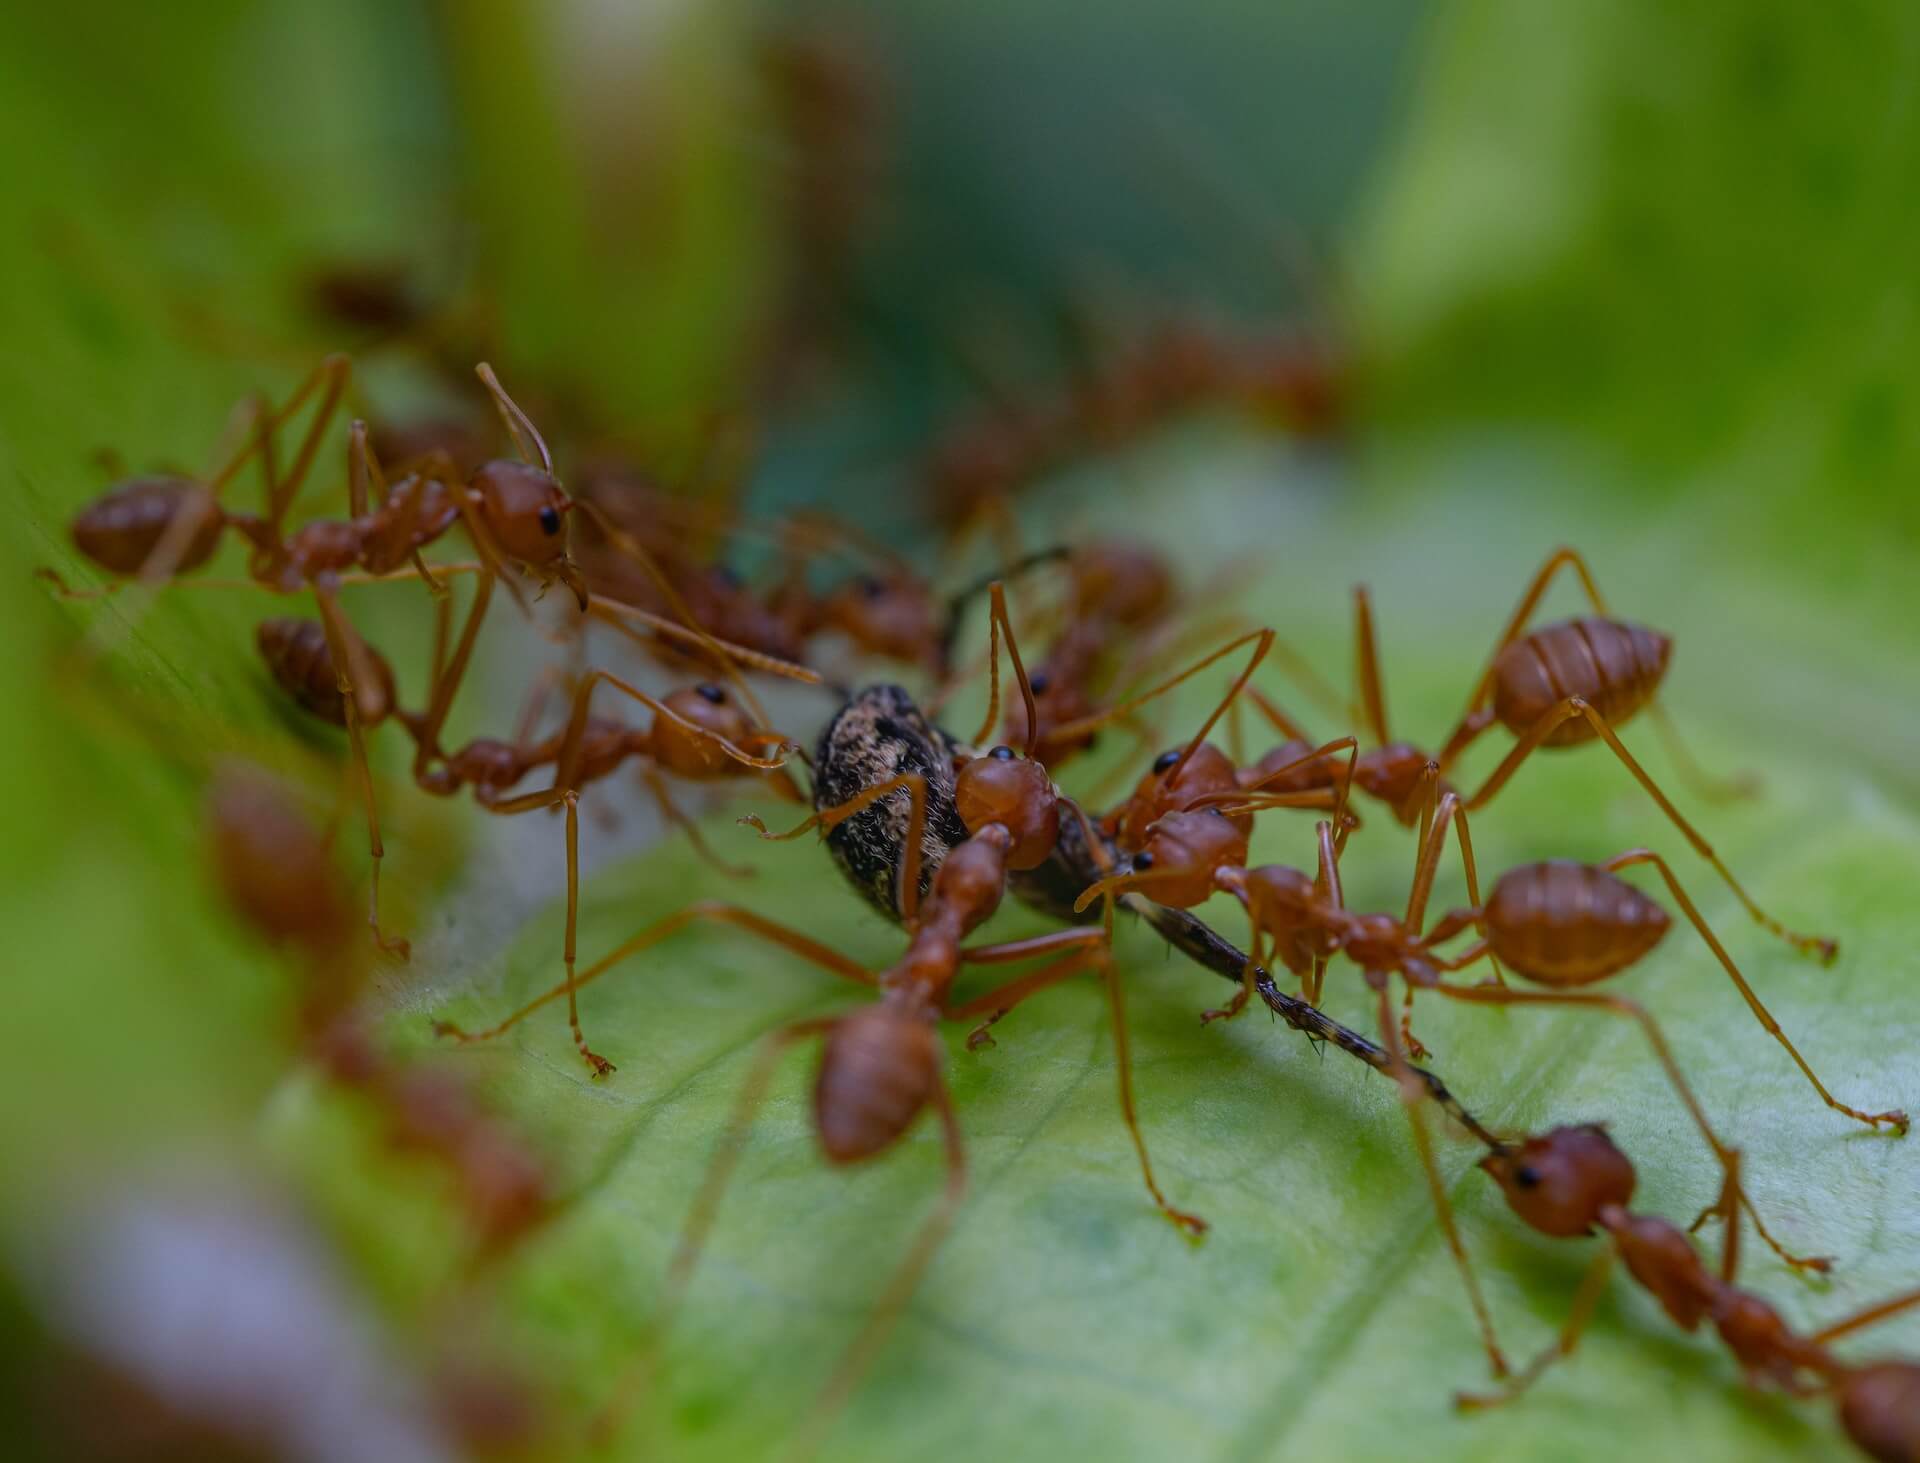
[2,2,1918,1462]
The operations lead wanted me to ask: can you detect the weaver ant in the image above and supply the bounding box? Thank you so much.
[1230,546,1837,967]
[206,766,550,1256]
[1474,1125,1920,1461]
[1080,785,1899,1378]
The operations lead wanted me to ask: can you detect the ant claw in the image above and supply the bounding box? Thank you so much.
[429,1019,466,1042]
[1165,1208,1209,1241]
[583,1051,617,1078]
[965,1025,997,1052]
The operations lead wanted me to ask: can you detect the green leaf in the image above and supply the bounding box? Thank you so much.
[6,4,1919,1463]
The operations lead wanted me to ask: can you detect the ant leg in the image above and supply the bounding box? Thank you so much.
[433,901,873,1049]
[312,588,407,959]
[1463,697,1838,963]
[1353,584,1392,745]
[593,1016,838,1449]
[1378,984,1509,1378]
[789,1074,969,1463]
[572,499,771,726]
[947,926,1111,1044]
[412,569,497,771]
[587,599,821,684]
[478,787,611,1076]
[1104,947,1207,1237]
[1602,849,1905,1133]
[1426,982,1833,1272]
[1453,546,1614,724]
[968,581,1041,755]
[1042,627,1273,766]
[347,420,384,518]
[744,771,929,925]
[1646,701,1761,803]
[641,766,756,878]
[1808,1285,1920,1346]
[1456,1247,1615,1411]
[264,354,351,535]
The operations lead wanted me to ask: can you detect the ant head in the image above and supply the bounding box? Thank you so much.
[821,572,937,664]
[1478,1125,1635,1238]
[1354,743,1442,823]
[816,1003,941,1164]
[954,749,1058,870]
[1838,1362,1920,1463]
[1116,741,1243,848]
[1103,807,1248,910]
[469,460,587,606]
[652,683,755,778]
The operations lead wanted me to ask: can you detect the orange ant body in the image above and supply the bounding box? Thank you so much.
[1475,1125,1920,1461]
[1236,546,1837,966]
[1083,790,1901,1378]
[206,768,550,1257]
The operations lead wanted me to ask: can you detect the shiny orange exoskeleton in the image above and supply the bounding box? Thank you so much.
[1472,1125,1920,1463]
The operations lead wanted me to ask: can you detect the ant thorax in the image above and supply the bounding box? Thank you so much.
[814,684,970,919]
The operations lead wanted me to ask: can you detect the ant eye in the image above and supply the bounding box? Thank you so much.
[538,505,562,535]
[989,745,1015,761]
[1514,1165,1541,1190]
[858,574,886,598]
[1153,749,1181,773]
[1028,671,1051,695]
[696,683,726,704]
[1132,852,1154,871]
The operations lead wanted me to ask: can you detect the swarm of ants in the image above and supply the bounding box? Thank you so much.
[35,233,1917,1463]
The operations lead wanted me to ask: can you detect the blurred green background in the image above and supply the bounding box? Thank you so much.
[3,1,1918,1459]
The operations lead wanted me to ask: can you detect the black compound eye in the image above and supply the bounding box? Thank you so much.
[989,744,1015,760]
[696,683,726,703]
[858,574,887,598]
[1027,671,1051,695]
[1152,748,1181,773]
[538,504,562,535]
[1132,852,1154,871]
[1514,1165,1541,1190]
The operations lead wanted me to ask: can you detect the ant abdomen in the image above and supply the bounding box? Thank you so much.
[256,617,396,727]
[73,477,224,574]
[1484,861,1671,986]
[814,1003,940,1163]
[1837,1362,1920,1463]
[1491,617,1672,744]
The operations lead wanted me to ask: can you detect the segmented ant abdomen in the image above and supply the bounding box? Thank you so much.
[1606,1210,1717,1331]
[814,1004,940,1163]
[256,617,395,727]
[651,684,756,779]
[205,768,354,957]
[1491,617,1672,745]
[1485,861,1671,987]
[470,460,571,568]
[954,753,1057,871]
[1478,1126,1636,1239]
[72,477,224,575]
[1117,742,1245,848]
[815,685,970,920]
[1837,1362,1920,1463]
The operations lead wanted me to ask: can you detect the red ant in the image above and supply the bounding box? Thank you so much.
[1475,1125,1920,1461]
[1079,790,1901,1378]
[1229,546,1836,967]
[205,766,551,1258]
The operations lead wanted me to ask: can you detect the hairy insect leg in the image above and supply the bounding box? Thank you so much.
[1462,697,1838,963]
[1602,848,1904,1133]
[1456,1247,1616,1411]
[433,901,874,1050]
